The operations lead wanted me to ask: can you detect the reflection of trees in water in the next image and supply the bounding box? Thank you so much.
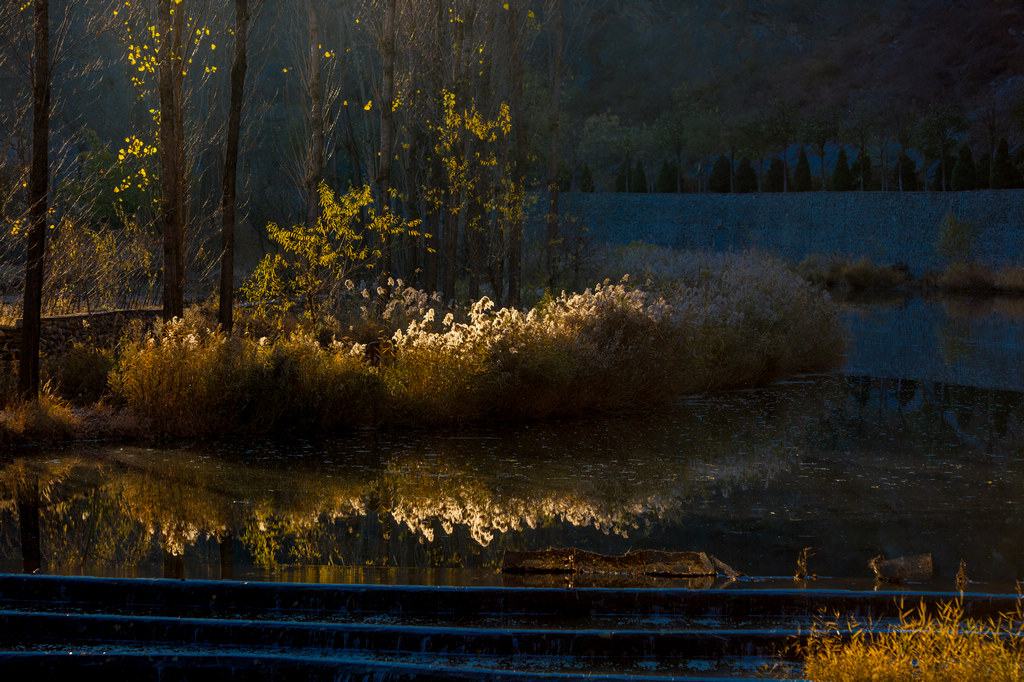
[5,376,1020,575]
[938,316,976,369]
[43,486,150,572]
[813,376,1024,462]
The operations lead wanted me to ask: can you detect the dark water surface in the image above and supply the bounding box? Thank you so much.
[2,296,1024,591]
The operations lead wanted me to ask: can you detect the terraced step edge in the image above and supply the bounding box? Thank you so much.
[0,652,809,682]
[0,574,1018,621]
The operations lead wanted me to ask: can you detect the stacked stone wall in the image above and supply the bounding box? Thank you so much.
[0,309,160,358]
[557,190,1024,274]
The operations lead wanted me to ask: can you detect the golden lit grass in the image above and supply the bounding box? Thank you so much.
[10,248,847,437]
[0,388,79,444]
[111,316,379,436]
[800,600,1024,681]
[0,301,17,326]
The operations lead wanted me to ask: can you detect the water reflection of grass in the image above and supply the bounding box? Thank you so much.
[4,375,1024,577]
[0,381,827,571]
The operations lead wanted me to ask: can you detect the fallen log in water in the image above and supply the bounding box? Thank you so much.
[869,553,933,583]
[501,548,741,577]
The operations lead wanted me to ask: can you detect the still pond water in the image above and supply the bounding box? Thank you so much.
[3,295,1024,591]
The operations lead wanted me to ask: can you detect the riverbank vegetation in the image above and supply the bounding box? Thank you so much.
[0,247,845,443]
[798,599,1024,681]
[795,212,1024,297]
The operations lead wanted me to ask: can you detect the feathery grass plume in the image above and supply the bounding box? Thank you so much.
[110,312,381,436]
[800,599,1024,681]
[385,251,844,423]
[109,247,846,433]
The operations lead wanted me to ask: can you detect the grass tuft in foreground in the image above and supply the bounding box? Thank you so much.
[799,599,1024,681]
[0,386,78,444]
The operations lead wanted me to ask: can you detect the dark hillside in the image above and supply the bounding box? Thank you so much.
[567,0,1024,121]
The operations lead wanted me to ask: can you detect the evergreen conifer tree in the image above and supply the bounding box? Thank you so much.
[580,164,595,192]
[976,153,991,189]
[765,157,785,192]
[852,150,872,190]
[615,160,629,192]
[951,144,976,191]
[893,153,919,191]
[710,155,732,193]
[557,161,572,192]
[655,159,679,193]
[793,149,812,192]
[831,148,852,191]
[990,138,1021,189]
[631,159,648,193]
[735,157,757,193]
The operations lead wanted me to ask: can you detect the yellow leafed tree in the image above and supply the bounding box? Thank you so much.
[241,182,420,326]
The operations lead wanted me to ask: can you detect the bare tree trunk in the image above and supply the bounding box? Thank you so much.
[19,0,50,401]
[545,0,563,288]
[441,12,467,303]
[467,8,496,303]
[158,0,186,321]
[219,0,248,333]
[376,0,397,284]
[305,0,323,231]
[507,4,526,309]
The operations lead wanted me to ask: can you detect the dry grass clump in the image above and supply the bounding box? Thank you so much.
[800,600,1024,681]
[933,262,999,293]
[110,313,381,436]
[993,266,1024,294]
[0,300,17,326]
[43,343,116,405]
[797,255,907,290]
[18,247,846,436]
[0,388,79,444]
[386,250,846,423]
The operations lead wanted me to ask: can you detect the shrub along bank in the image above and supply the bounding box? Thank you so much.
[1,248,846,441]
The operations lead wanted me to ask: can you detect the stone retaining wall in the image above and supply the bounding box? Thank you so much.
[0,309,160,358]
[556,190,1024,274]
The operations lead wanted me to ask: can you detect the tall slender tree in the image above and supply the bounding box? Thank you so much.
[374,0,398,287]
[544,0,563,287]
[915,104,966,192]
[218,0,250,333]
[157,0,186,321]
[18,0,51,400]
[303,0,324,232]
[506,1,528,308]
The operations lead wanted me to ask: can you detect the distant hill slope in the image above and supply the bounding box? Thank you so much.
[567,0,1024,121]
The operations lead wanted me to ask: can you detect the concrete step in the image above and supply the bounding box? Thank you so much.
[1,574,1017,680]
